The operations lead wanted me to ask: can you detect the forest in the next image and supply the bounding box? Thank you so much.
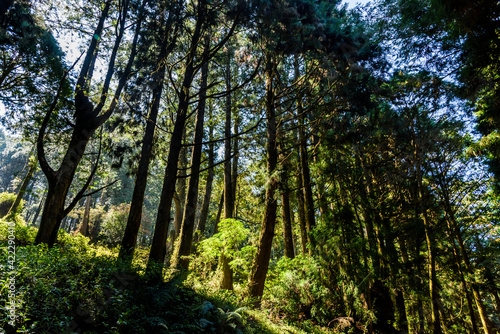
[0,0,499,332]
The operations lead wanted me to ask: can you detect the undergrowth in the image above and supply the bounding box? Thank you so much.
[0,220,336,334]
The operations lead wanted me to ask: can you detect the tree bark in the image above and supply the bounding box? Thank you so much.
[414,134,442,334]
[221,47,234,290]
[79,195,92,237]
[147,1,205,279]
[294,59,315,250]
[119,14,176,259]
[172,190,183,241]
[296,152,308,255]
[248,54,279,303]
[36,128,95,246]
[232,112,239,215]
[438,185,493,334]
[35,0,140,246]
[175,34,211,270]
[8,154,36,217]
[196,105,215,241]
[224,49,234,221]
[213,190,224,235]
[279,142,294,259]
[31,192,45,227]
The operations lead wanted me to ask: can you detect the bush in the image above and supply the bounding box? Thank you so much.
[99,203,130,247]
[264,255,336,325]
[188,219,256,286]
[0,214,35,246]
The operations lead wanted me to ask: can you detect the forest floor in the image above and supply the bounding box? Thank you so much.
[0,220,335,334]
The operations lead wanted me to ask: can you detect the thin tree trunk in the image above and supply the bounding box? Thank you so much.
[296,154,307,254]
[79,195,92,237]
[248,53,279,303]
[280,142,294,259]
[221,47,234,290]
[443,200,493,333]
[175,34,211,270]
[196,105,215,241]
[295,62,315,250]
[232,113,239,216]
[119,15,176,259]
[79,159,97,237]
[213,190,224,235]
[223,49,234,221]
[414,136,442,334]
[294,58,311,254]
[8,155,37,217]
[147,1,205,279]
[172,190,183,240]
[312,134,328,218]
[177,129,188,229]
[31,192,45,227]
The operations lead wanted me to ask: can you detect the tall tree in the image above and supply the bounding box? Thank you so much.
[119,3,179,261]
[247,51,279,301]
[35,0,144,246]
[195,104,215,241]
[147,0,240,279]
[174,34,211,270]
[247,0,355,302]
[220,45,235,290]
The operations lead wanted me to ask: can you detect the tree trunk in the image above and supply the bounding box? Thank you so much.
[172,191,183,241]
[213,190,224,235]
[414,139,442,334]
[220,47,234,290]
[35,0,140,246]
[280,142,294,259]
[296,154,308,254]
[147,1,205,279]
[177,129,188,231]
[196,105,215,241]
[443,199,493,334]
[175,35,210,271]
[31,192,45,227]
[79,195,92,237]
[119,16,175,259]
[36,128,94,246]
[295,62,315,250]
[224,49,234,221]
[312,134,328,218]
[248,54,279,303]
[8,155,37,217]
[232,112,239,216]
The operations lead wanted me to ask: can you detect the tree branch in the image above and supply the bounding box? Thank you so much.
[37,53,83,182]
[63,130,103,217]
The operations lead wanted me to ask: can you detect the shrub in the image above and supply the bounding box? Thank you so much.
[189,219,256,286]
[99,203,130,247]
[264,255,336,325]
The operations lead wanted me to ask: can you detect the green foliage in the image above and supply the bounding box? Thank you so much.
[0,218,37,248]
[0,192,17,218]
[264,251,376,332]
[189,219,256,285]
[0,230,318,333]
[264,256,335,325]
[99,203,130,247]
